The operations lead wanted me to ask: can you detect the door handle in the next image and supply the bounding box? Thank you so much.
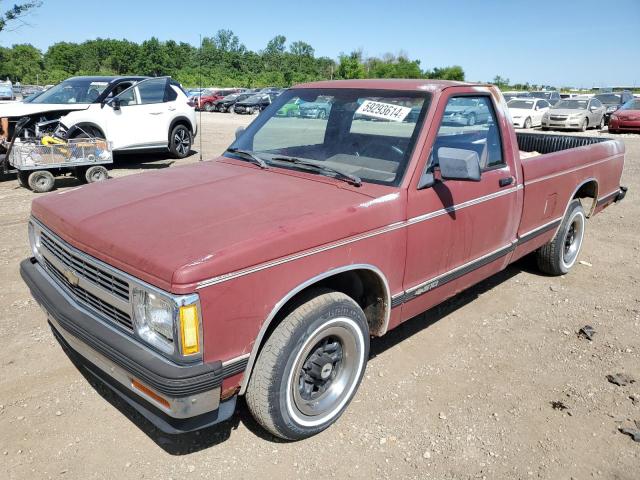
[499,177,514,187]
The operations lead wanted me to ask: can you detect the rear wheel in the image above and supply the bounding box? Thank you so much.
[169,124,192,159]
[536,199,585,275]
[204,103,214,112]
[85,165,108,183]
[28,170,55,193]
[246,289,369,440]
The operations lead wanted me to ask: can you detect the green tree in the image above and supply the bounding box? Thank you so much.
[3,43,42,82]
[337,51,365,79]
[289,41,314,57]
[492,75,510,89]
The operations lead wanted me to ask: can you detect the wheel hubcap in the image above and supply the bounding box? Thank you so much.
[174,129,190,155]
[288,318,365,425]
[563,214,584,266]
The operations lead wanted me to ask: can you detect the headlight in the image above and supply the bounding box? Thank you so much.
[132,287,202,360]
[610,115,618,121]
[607,106,617,112]
[542,112,549,118]
[28,221,43,262]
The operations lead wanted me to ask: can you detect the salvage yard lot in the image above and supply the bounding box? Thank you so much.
[1,113,638,479]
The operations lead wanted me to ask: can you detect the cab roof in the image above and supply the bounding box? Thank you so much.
[294,79,488,92]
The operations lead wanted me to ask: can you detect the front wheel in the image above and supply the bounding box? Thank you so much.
[28,170,55,193]
[598,116,605,130]
[536,199,585,275]
[467,113,476,126]
[524,117,532,129]
[246,289,369,440]
[204,103,214,112]
[169,124,192,159]
[579,118,588,132]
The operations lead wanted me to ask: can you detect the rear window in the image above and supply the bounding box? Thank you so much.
[594,94,621,104]
[554,100,588,110]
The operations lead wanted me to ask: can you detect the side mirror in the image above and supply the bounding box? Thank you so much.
[111,97,121,111]
[235,126,245,140]
[438,147,481,182]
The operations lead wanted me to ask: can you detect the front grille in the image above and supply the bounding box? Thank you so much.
[44,258,133,330]
[40,231,129,301]
[550,115,567,121]
[38,226,133,331]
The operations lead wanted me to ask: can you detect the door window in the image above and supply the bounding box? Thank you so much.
[138,78,167,105]
[430,95,503,171]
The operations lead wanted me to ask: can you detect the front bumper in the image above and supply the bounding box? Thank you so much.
[20,258,242,433]
[541,118,583,129]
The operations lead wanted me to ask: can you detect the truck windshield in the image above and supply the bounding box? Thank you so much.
[227,88,430,186]
[25,79,109,104]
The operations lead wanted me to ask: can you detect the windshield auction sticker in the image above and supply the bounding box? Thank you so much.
[356,100,412,122]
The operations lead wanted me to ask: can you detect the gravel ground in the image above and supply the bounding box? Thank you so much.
[1,113,638,479]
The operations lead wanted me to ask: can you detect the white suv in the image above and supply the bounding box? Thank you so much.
[0,76,197,158]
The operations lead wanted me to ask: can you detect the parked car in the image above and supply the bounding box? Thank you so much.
[299,96,333,119]
[502,91,532,102]
[20,85,44,97]
[541,97,606,131]
[507,98,550,128]
[530,90,561,105]
[0,76,197,159]
[608,98,640,133]
[20,79,626,442]
[0,82,15,101]
[233,92,278,114]
[439,96,491,125]
[213,92,254,113]
[276,97,305,117]
[197,89,244,112]
[593,91,634,125]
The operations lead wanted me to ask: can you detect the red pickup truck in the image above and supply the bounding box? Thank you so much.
[21,80,627,441]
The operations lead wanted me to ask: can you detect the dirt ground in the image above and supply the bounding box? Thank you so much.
[1,113,638,480]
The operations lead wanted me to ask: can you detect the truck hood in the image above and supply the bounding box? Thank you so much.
[0,102,90,117]
[32,159,400,292]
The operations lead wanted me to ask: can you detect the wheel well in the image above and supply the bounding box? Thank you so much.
[71,123,105,138]
[168,117,194,139]
[240,267,389,394]
[573,180,598,217]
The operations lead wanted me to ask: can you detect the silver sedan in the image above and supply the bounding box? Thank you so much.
[541,98,606,131]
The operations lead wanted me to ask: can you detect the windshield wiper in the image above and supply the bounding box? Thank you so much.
[270,155,362,186]
[226,148,268,169]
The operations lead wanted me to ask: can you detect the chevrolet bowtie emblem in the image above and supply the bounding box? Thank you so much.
[63,268,80,286]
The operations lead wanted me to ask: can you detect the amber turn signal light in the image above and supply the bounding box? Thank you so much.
[179,304,200,355]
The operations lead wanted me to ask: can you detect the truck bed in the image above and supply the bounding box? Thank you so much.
[516,131,608,154]
[514,132,625,260]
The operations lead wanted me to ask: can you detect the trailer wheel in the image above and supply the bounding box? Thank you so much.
[85,165,109,183]
[536,199,585,276]
[17,171,29,187]
[28,170,55,193]
[246,289,369,440]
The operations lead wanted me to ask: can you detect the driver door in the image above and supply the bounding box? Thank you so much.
[401,89,522,321]
[104,78,170,150]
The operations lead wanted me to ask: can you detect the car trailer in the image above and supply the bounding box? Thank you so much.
[1,118,112,193]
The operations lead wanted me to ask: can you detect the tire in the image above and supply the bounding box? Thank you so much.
[579,118,588,132]
[316,109,327,120]
[536,199,585,276]
[246,289,369,440]
[169,124,192,159]
[85,165,108,183]
[598,116,605,130]
[467,113,476,126]
[204,103,214,112]
[17,171,29,187]
[609,128,619,134]
[541,126,549,131]
[524,117,532,129]
[28,170,55,193]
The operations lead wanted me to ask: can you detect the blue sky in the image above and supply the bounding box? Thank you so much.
[2,0,639,87]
